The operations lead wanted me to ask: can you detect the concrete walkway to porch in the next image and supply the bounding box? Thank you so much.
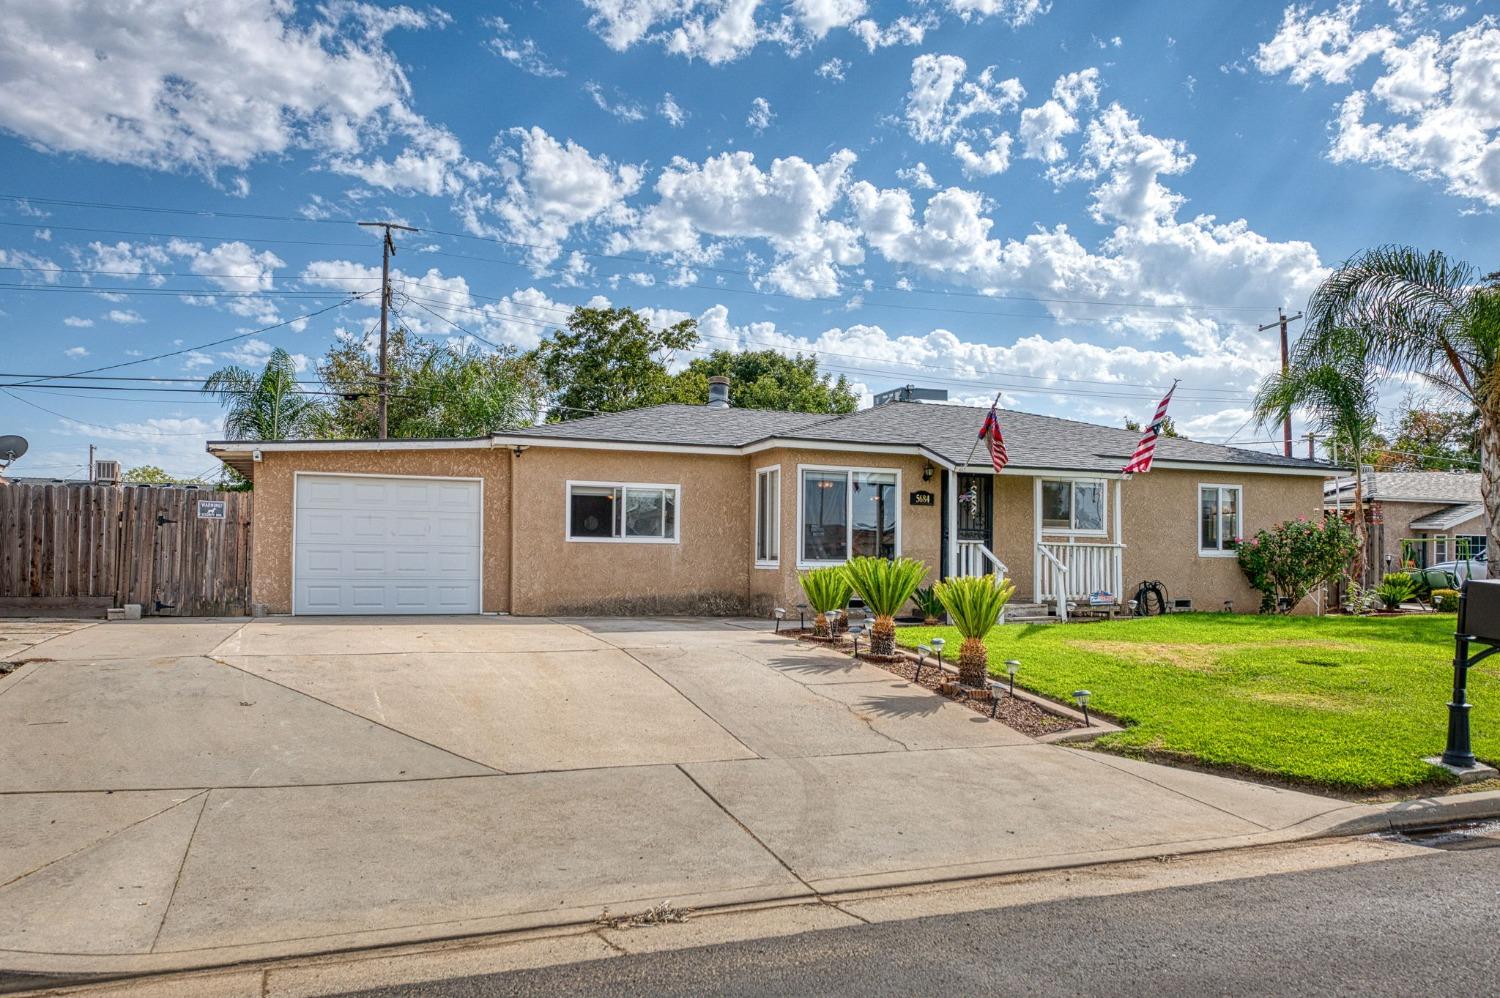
[0,614,1386,980]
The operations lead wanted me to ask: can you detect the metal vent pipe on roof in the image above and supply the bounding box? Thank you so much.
[707,375,731,408]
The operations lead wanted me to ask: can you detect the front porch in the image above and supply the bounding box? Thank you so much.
[942,469,1126,621]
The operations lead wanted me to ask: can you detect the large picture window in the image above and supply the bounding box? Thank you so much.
[799,467,899,565]
[567,482,679,543]
[1199,484,1241,555]
[1039,479,1105,533]
[755,467,780,566]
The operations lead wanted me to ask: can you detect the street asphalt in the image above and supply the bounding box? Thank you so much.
[338,835,1500,997]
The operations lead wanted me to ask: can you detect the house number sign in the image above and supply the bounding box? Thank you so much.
[909,490,935,507]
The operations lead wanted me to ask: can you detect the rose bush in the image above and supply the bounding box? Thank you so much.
[1237,515,1360,614]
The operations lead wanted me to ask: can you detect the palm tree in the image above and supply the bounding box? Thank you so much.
[933,575,1016,687]
[203,348,322,440]
[1252,325,1379,583]
[799,566,852,639]
[1301,247,1500,559]
[844,556,927,657]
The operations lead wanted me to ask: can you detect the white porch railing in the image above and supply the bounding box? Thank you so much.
[1036,541,1126,616]
[956,541,1008,581]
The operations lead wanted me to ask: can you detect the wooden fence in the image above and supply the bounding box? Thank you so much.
[0,482,253,616]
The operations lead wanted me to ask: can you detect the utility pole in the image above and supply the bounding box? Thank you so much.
[357,221,418,439]
[87,443,94,482]
[1305,431,1319,461]
[1259,308,1304,457]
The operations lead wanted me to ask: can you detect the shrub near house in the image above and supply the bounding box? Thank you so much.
[1238,516,1359,613]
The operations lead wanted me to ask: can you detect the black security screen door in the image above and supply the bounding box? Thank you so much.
[957,474,993,546]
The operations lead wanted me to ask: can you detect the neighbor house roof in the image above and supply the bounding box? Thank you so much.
[1408,503,1485,531]
[1324,471,1480,504]
[211,400,1341,477]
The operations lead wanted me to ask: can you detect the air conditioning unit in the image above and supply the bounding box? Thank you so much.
[92,459,121,484]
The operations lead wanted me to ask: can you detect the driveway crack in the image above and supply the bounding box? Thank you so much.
[151,790,210,952]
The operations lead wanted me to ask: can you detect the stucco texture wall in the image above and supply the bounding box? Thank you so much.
[1119,468,1325,612]
[751,448,942,612]
[249,448,510,614]
[507,447,754,616]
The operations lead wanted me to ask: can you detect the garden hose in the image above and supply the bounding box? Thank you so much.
[1133,580,1169,616]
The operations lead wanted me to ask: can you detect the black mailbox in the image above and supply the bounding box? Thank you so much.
[1460,579,1500,644]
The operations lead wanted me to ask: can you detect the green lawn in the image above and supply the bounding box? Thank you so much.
[896,613,1499,791]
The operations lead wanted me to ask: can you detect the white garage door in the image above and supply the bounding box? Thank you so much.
[293,474,482,615]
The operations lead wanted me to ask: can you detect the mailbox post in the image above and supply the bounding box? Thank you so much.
[1435,581,1500,778]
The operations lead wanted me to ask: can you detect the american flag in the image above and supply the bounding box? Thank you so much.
[979,405,1008,473]
[1121,382,1177,475]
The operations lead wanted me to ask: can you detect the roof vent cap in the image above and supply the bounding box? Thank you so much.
[707,375,731,409]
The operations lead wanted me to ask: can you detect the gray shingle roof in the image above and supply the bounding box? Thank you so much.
[505,401,1336,473]
[506,404,827,448]
[1325,471,1480,504]
[1409,503,1484,530]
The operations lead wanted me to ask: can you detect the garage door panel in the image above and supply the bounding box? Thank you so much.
[293,474,482,615]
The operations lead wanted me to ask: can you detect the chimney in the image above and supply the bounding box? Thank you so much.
[707,375,731,409]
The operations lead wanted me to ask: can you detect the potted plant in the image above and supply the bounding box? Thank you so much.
[844,556,928,658]
[933,574,1016,688]
[799,566,852,639]
[912,585,944,626]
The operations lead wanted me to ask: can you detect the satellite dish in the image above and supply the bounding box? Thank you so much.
[0,435,29,467]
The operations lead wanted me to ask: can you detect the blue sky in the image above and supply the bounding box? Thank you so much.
[1,0,1497,478]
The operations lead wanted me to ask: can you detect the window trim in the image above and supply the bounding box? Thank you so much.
[754,465,781,569]
[795,464,903,568]
[1035,477,1109,537]
[565,480,681,544]
[1197,483,1243,557]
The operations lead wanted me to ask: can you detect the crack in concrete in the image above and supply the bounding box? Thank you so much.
[151,792,210,954]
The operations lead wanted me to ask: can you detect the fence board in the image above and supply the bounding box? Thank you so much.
[0,483,252,616]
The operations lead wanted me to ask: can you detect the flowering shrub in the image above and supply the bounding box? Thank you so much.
[1237,516,1360,614]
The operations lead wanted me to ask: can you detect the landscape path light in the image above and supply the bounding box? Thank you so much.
[1073,689,1092,727]
[915,645,931,683]
[1005,659,1020,697]
[773,607,786,633]
[848,622,865,658]
[931,637,945,674]
[796,603,808,630]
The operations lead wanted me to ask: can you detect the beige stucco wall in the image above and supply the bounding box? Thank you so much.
[751,448,942,612]
[507,447,755,615]
[249,448,511,614]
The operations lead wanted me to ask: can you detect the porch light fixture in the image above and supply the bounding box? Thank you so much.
[923,463,934,482]
[1073,689,1092,727]
[915,645,930,682]
[1005,659,1020,697]
[773,607,786,632]
[931,637,945,673]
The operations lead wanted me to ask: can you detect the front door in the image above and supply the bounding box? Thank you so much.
[957,473,993,550]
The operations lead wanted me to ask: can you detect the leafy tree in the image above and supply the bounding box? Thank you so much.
[203,347,323,441]
[1301,247,1500,560]
[1237,516,1360,614]
[1123,414,1180,437]
[1379,396,1478,471]
[674,349,858,413]
[1253,325,1380,583]
[122,465,176,484]
[317,327,543,438]
[529,306,698,419]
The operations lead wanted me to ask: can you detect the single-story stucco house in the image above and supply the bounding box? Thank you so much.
[1324,471,1487,577]
[208,379,1337,617]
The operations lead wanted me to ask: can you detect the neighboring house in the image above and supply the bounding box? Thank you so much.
[208,379,1336,617]
[1324,471,1486,578]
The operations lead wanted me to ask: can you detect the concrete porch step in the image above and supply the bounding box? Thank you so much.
[1004,602,1056,622]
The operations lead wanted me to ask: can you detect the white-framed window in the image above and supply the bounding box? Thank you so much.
[566,481,679,543]
[1434,536,1449,565]
[798,465,900,566]
[755,466,780,567]
[1039,478,1106,534]
[1198,484,1242,556]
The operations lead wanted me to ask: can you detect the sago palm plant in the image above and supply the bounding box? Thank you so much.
[844,556,928,657]
[911,585,944,626]
[933,575,1016,687]
[799,566,852,638]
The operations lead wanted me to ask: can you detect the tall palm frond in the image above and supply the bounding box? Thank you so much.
[203,348,321,441]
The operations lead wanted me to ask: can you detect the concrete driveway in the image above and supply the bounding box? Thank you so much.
[0,615,1369,977]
